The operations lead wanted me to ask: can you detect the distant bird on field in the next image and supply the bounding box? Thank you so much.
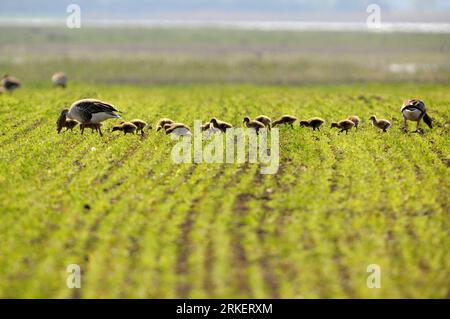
[2,74,21,92]
[401,99,432,133]
[120,119,148,135]
[56,109,78,134]
[331,120,355,135]
[369,115,391,132]
[156,118,175,131]
[165,123,191,136]
[210,118,233,133]
[299,117,325,131]
[112,122,138,135]
[66,99,121,136]
[52,72,68,88]
[243,116,265,134]
[272,115,297,128]
[347,116,361,130]
[254,115,272,129]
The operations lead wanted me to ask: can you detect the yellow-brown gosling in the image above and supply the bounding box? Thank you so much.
[347,116,361,130]
[2,74,21,92]
[156,118,174,131]
[56,109,78,134]
[243,117,265,135]
[331,120,355,135]
[82,123,103,134]
[165,123,192,136]
[210,118,233,133]
[299,117,325,131]
[401,99,433,133]
[52,72,68,88]
[120,119,148,135]
[272,115,298,128]
[66,99,121,137]
[112,122,138,135]
[254,115,272,128]
[369,115,391,132]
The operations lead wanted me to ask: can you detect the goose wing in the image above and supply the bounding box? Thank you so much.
[74,99,120,114]
[402,99,426,113]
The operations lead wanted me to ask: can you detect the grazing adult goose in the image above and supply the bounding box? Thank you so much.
[52,72,68,88]
[112,122,138,135]
[2,74,21,92]
[369,115,391,132]
[66,99,121,136]
[243,117,265,134]
[120,119,148,135]
[299,117,325,131]
[165,123,192,136]
[254,115,272,128]
[210,118,233,133]
[156,118,175,132]
[401,99,433,133]
[272,115,297,128]
[347,116,361,130]
[56,109,78,134]
[331,120,355,135]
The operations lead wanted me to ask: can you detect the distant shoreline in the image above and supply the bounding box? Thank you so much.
[1,18,450,33]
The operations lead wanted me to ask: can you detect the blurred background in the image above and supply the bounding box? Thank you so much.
[0,0,449,85]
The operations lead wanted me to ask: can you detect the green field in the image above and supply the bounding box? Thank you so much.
[0,83,448,298]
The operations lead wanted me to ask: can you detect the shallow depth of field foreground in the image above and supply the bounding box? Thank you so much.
[0,83,448,298]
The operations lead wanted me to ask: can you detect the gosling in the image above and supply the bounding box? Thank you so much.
[331,120,355,135]
[52,72,68,88]
[2,74,21,92]
[120,119,148,135]
[347,116,361,130]
[81,123,103,134]
[156,118,175,132]
[165,123,191,136]
[210,118,233,133]
[254,115,272,129]
[299,117,325,131]
[272,115,298,128]
[401,99,433,133]
[243,117,265,135]
[369,115,391,132]
[56,109,78,134]
[112,122,138,135]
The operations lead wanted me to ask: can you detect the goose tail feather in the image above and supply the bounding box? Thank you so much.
[423,113,433,129]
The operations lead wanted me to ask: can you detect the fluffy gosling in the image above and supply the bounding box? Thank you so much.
[331,120,355,135]
[347,116,361,130]
[112,122,138,135]
[210,118,233,133]
[120,119,148,135]
[299,117,325,131]
[52,72,68,88]
[156,118,175,132]
[369,115,391,132]
[165,123,191,136]
[243,117,265,134]
[56,109,78,134]
[81,123,103,134]
[272,115,298,128]
[254,115,272,128]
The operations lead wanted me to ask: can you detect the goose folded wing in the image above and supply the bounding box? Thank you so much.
[78,100,120,114]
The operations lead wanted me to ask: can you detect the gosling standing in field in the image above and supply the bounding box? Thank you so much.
[369,115,391,132]
[299,117,325,131]
[56,109,78,133]
[120,119,148,135]
[2,74,21,92]
[254,115,272,129]
[401,99,433,133]
[112,122,138,135]
[156,118,175,132]
[347,116,361,130]
[272,115,297,128]
[331,120,355,135]
[210,118,233,133]
[243,117,265,135]
[165,123,192,136]
[52,72,68,88]
[66,99,121,137]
